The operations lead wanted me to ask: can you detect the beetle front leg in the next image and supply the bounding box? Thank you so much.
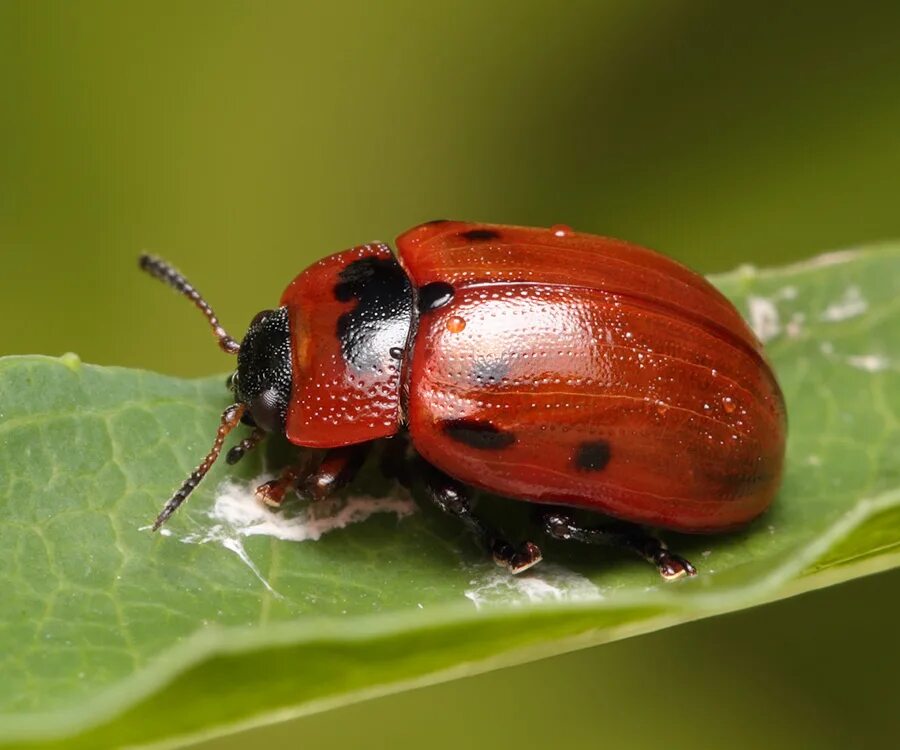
[540,511,697,581]
[255,459,309,508]
[419,460,542,574]
[301,444,369,501]
[255,444,369,507]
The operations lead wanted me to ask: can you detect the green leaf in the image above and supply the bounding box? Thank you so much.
[1,245,898,749]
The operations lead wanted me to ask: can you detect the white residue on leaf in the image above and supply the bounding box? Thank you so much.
[464,563,603,610]
[199,478,416,543]
[820,285,868,322]
[819,341,893,373]
[747,286,797,343]
[844,354,891,373]
[747,296,780,342]
[174,476,416,595]
[219,535,280,596]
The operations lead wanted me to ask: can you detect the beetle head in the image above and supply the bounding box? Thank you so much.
[229,307,293,434]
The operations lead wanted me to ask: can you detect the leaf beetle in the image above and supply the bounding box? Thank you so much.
[140,221,786,579]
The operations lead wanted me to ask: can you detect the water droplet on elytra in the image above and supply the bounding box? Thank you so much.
[446,316,466,333]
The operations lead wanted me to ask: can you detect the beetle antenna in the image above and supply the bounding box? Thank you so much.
[139,254,241,354]
[152,403,246,530]
[225,427,266,465]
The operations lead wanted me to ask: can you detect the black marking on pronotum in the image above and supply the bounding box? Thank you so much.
[389,347,404,360]
[574,440,611,471]
[461,228,500,241]
[417,281,455,312]
[442,419,516,450]
[333,255,414,373]
[333,255,401,302]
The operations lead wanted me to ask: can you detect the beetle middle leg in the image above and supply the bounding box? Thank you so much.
[539,510,697,581]
[419,459,542,574]
[255,444,369,507]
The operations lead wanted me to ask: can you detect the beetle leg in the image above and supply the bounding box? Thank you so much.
[419,460,542,575]
[300,444,369,502]
[255,459,309,508]
[256,444,370,507]
[540,511,697,581]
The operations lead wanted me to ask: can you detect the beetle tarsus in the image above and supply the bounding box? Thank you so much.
[254,458,311,507]
[419,458,539,574]
[254,445,370,509]
[539,510,697,581]
[654,551,697,580]
[493,539,543,574]
[255,477,291,508]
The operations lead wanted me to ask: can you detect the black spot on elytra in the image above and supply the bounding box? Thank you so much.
[574,441,611,471]
[461,228,500,241]
[425,219,450,225]
[470,357,510,385]
[418,282,454,312]
[333,256,413,372]
[443,419,516,450]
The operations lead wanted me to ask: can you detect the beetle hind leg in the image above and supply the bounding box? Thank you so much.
[540,511,696,580]
[419,460,542,574]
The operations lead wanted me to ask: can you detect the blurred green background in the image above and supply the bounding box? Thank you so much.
[1,1,898,747]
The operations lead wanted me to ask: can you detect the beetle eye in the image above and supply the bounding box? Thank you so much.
[249,388,283,433]
[250,309,274,328]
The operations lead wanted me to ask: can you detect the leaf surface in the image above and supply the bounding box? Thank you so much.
[0,245,898,748]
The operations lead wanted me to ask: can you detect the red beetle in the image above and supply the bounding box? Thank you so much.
[140,221,786,580]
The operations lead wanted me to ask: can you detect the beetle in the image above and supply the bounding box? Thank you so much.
[140,220,786,580]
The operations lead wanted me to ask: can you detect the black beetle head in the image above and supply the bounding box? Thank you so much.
[230,307,293,433]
